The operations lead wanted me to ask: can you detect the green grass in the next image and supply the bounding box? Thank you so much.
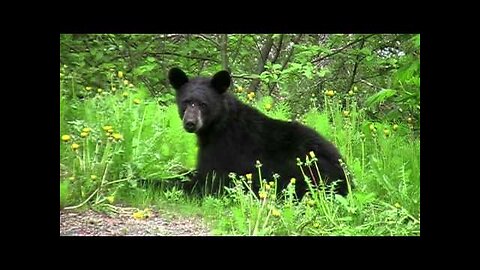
[60,69,420,236]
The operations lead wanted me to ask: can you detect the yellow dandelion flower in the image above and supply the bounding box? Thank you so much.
[97,88,103,93]
[123,80,129,85]
[71,143,80,150]
[103,125,113,131]
[353,86,358,91]
[111,87,116,92]
[265,184,271,190]
[85,86,92,91]
[259,191,267,199]
[384,129,390,136]
[128,83,134,88]
[80,132,88,138]
[122,92,129,97]
[348,90,354,96]
[393,124,399,131]
[271,208,281,217]
[290,178,296,185]
[407,117,413,123]
[112,133,123,141]
[106,195,115,204]
[133,98,141,105]
[369,124,375,131]
[343,110,350,117]
[326,90,335,97]
[61,135,71,142]
[118,71,124,78]
[246,173,252,181]
[82,127,91,133]
[132,210,145,220]
[269,181,274,187]
[90,175,97,180]
[307,200,315,207]
[264,103,272,111]
[309,151,316,158]
[68,176,75,181]
[394,203,401,208]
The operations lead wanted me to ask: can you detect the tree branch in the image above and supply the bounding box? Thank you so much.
[197,34,220,47]
[280,34,303,71]
[148,52,219,62]
[359,79,382,90]
[313,34,376,64]
[230,34,245,67]
[248,35,274,92]
[271,34,284,64]
[231,74,259,80]
[268,34,303,95]
[346,37,366,92]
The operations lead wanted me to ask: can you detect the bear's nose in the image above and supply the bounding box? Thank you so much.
[185,121,196,130]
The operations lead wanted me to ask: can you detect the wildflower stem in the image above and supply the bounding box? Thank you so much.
[64,188,99,210]
[307,165,317,186]
[95,159,111,204]
[134,107,147,157]
[82,138,87,172]
[361,137,365,180]
[313,160,324,186]
[103,177,132,187]
[262,209,272,233]
[253,196,267,235]
[86,137,90,171]
[240,178,258,200]
[257,164,263,190]
[100,140,112,165]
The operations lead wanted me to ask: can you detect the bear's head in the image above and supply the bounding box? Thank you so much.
[168,68,231,133]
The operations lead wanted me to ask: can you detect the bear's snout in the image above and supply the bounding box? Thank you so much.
[182,106,203,133]
[184,121,196,132]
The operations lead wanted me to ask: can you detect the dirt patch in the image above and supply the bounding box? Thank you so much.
[60,206,212,236]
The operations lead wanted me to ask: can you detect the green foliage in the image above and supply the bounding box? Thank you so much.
[60,66,197,208]
[365,89,397,108]
[199,149,419,236]
[60,181,70,208]
[302,108,332,139]
[60,34,420,236]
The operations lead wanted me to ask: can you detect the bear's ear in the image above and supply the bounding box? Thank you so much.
[211,70,231,94]
[168,68,189,90]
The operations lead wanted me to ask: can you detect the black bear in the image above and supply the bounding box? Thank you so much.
[168,67,351,199]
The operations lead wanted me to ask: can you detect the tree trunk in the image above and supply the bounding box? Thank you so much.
[280,34,303,70]
[346,37,366,93]
[230,35,245,67]
[220,34,229,71]
[248,34,274,92]
[268,34,303,95]
[271,34,284,64]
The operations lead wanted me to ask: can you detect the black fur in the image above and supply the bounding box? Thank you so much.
[168,68,351,199]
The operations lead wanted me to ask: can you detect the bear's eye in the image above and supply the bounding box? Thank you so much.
[199,102,207,109]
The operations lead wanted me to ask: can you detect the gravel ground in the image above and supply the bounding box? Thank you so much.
[60,206,212,236]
